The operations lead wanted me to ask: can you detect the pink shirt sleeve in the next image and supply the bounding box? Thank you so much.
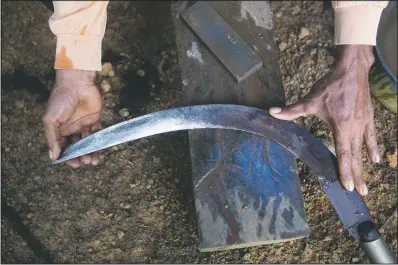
[49,1,109,71]
[332,1,389,45]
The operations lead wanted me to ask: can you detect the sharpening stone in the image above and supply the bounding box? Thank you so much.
[180,1,263,83]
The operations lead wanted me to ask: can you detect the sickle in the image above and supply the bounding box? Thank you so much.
[53,104,395,263]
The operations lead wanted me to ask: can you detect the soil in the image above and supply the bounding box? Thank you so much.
[1,1,397,263]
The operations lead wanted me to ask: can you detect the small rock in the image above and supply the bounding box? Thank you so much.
[310,48,317,56]
[386,148,397,168]
[136,69,145,76]
[278,42,287,52]
[99,62,113,76]
[15,99,24,109]
[352,257,359,263]
[5,147,10,152]
[153,157,160,164]
[148,179,154,185]
[1,114,8,123]
[32,41,37,46]
[33,175,41,182]
[117,231,125,239]
[27,213,33,219]
[146,184,152,189]
[275,11,283,18]
[160,205,164,210]
[243,253,251,260]
[101,79,111,92]
[298,27,310,39]
[119,108,130,117]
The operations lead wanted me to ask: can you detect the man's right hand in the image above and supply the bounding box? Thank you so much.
[42,69,102,167]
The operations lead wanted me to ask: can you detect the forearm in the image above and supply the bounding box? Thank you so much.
[332,1,389,45]
[49,1,109,71]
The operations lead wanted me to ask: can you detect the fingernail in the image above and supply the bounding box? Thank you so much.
[49,150,54,160]
[346,180,354,192]
[270,107,282,114]
[360,185,368,196]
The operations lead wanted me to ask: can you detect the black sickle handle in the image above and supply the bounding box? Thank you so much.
[358,221,396,264]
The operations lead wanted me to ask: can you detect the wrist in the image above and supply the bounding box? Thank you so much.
[55,69,96,86]
[335,45,375,70]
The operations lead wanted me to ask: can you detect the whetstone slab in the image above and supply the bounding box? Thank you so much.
[181,1,263,83]
[172,1,309,252]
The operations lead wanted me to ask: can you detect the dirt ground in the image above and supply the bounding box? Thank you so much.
[1,1,397,263]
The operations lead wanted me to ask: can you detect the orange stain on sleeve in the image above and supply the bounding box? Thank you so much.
[55,46,74,69]
[80,25,88,35]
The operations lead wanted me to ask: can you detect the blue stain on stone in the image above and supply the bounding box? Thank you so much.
[229,137,296,199]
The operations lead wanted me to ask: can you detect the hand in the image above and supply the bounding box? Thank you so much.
[42,70,102,168]
[269,45,380,196]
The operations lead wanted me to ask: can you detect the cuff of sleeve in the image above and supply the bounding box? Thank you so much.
[334,6,384,45]
[54,34,102,71]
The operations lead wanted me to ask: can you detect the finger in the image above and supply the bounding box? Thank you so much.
[334,130,354,192]
[65,113,100,136]
[351,135,367,196]
[269,100,315,121]
[80,129,92,165]
[42,114,63,161]
[90,122,102,166]
[91,152,100,165]
[91,122,102,133]
[66,135,82,168]
[364,120,380,163]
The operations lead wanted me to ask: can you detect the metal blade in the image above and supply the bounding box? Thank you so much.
[53,104,372,240]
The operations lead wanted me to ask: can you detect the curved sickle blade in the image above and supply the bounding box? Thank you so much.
[53,104,372,240]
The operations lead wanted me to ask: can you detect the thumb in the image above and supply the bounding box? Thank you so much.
[42,115,63,161]
[269,100,314,121]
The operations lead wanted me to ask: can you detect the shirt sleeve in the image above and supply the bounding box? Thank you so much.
[49,1,109,71]
[332,1,389,45]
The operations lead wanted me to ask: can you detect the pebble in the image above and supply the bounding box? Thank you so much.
[99,62,113,76]
[275,11,283,18]
[298,27,310,39]
[278,42,287,52]
[117,231,125,239]
[310,48,317,56]
[27,213,33,219]
[386,148,397,168]
[120,203,131,209]
[352,257,359,263]
[148,179,154,185]
[33,175,41,182]
[119,108,130,117]
[136,69,145,76]
[15,99,24,109]
[5,147,10,152]
[243,253,251,260]
[1,114,8,123]
[101,79,111,92]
